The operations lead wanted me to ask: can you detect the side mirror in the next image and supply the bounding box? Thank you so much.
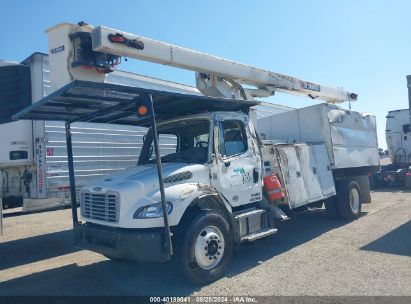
[253,168,259,183]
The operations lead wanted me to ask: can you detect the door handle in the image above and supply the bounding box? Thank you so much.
[253,168,259,183]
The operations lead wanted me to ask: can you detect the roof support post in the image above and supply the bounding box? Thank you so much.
[65,121,79,227]
[149,94,173,258]
[407,75,411,127]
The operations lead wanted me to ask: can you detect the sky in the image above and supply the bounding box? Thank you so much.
[1,0,410,148]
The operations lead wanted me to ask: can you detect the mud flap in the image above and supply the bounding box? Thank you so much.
[353,175,372,204]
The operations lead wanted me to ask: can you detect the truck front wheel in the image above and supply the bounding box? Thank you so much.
[180,210,233,284]
[337,179,362,220]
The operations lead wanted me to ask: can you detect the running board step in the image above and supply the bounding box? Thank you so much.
[234,208,265,220]
[241,228,278,242]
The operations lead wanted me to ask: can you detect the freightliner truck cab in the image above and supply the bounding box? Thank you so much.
[77,111,268,283]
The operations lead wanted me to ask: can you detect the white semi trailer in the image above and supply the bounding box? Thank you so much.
[10,22,379,284]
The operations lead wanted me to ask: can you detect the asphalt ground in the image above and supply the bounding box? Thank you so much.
[0,189,410,297]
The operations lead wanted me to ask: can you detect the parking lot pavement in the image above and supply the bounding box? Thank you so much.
[0,189,410,296]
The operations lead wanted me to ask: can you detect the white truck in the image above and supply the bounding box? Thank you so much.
[0,53,290,212]
[386,75,411,166]
[370,75,411,188]
[386,108,411,166]
[11,22,379,284]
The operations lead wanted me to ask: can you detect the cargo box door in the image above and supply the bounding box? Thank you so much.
[297,145,324,202]
[311,144,336,196]
[278,146,309,208]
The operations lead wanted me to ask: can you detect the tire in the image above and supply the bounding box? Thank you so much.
[180,210,233,284]
[324,196,340,218]
[336,179,362,220]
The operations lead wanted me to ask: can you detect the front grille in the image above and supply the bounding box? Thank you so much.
[81,190,120,223]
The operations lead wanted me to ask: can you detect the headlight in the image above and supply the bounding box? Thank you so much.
[133,202,173,219]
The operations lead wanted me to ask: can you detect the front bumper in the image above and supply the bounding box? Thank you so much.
[74,223,169,262]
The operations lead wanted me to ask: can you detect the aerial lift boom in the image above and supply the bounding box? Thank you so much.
[47,23,357,103]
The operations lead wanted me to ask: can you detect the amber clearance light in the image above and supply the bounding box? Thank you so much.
[137,105,148,116]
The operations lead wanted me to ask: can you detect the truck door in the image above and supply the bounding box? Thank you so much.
[212,116,262,207]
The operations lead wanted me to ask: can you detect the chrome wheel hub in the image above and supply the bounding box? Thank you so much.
[194,226,225,269]
[349,187,360,213]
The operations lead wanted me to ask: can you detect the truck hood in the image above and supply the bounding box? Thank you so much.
[84,162,210,195]
[80,162,212,228]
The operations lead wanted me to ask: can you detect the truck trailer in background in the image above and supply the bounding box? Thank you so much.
[0,53,291,212]
[371,76,411,188]
[386,108,411,165]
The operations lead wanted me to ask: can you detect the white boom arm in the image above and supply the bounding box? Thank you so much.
[47,23,357,103]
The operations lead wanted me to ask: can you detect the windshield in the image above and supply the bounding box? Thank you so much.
[138,119,210,165]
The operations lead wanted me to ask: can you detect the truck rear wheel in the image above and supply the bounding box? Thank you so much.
[336,179,362,220]
[180,210,233,284]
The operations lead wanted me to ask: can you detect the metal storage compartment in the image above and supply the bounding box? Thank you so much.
[257,103,379,169]
[261,143,336,209]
